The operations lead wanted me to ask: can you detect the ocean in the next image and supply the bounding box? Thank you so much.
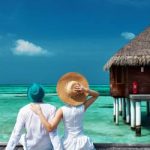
[0,85,150,143]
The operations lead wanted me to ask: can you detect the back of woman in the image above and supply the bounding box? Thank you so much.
[61,105,84,137]
[61,104,95,150]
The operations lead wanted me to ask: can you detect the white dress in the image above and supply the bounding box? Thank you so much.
[61,104,95,150]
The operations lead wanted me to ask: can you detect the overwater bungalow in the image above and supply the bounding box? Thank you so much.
[104,27,150,97]
[104,26,150,136]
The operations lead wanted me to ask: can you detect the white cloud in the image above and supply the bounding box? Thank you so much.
[121,32,135,40]
[12,39,52,56]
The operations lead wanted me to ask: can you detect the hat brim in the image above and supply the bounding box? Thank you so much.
[57,72,89,106]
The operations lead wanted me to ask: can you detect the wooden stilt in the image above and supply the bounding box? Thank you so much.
[147,102,150,117]
[130,100,135,130]
[123,98,126,121]
[122,98,124,118]
[135,102,141,136]
[113,98,116,122]
[129,99,131,124]
[126,99,130,124]
[115,98,119,125]
[119,98,122,116]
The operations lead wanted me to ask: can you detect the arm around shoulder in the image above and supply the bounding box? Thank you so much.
[47,108,63,132]
[31,104,63,132]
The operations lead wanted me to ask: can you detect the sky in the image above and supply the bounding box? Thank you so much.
[0,0,150,85]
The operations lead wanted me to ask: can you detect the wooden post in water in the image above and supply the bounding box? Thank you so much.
[130,100,135,130]
[113,98,116,122]
[115,98,119,125]
[122,98,126,121]
[147,102,150,116]
[135,101,141,136]
[119,98,122,116]
[126,98,130,124]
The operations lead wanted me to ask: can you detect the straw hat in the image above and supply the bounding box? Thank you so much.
[57,72,89,106]
[28,83,45,103]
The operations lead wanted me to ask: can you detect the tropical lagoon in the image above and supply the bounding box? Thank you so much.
[0,85,150,144]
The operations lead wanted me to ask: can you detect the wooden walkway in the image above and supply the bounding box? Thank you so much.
[113,94,150,136]
[1,143,150,150]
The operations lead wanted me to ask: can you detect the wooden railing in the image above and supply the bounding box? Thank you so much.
[1,143,150,150]
[111,83,150,98]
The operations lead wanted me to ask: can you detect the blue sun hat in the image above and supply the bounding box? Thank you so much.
[27,83,45,103]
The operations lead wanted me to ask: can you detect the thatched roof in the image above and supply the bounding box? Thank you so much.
[104,27,150,70]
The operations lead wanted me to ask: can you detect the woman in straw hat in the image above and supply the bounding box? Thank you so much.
[31,72,99,150]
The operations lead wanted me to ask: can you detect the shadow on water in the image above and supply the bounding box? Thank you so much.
[99,133,124,137]
[98,105,113,108]
[141,112,150,130]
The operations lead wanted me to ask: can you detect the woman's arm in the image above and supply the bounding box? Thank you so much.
[83,88,100,110]
[30,104,63,132]
[74,84,99,111]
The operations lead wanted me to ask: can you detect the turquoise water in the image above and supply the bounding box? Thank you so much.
[0,85,150,143]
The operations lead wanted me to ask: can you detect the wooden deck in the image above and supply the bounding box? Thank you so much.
[1,143,150,150]
[129,94,150,101]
